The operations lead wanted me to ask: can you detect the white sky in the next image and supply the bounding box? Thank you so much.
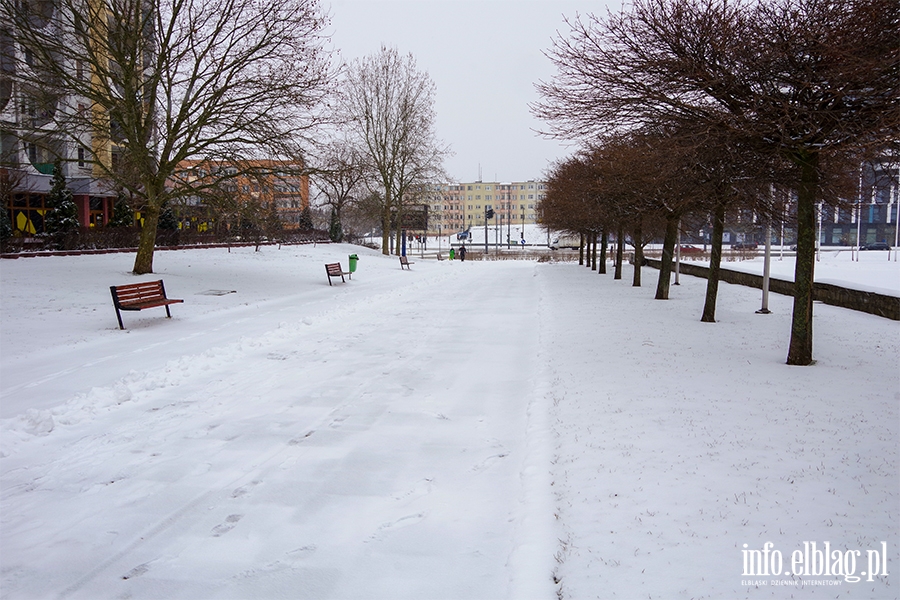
[326,0,620,183]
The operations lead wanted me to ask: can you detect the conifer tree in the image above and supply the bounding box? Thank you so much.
[298,205,314,231]
[328,207,343,242]
[107,193,135,227]
[0,206,12,247]
[44,160,79,236]
[158,203,179,230]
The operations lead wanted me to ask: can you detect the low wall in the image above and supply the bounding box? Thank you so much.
[0,239,330,260]
[645,258,900,321]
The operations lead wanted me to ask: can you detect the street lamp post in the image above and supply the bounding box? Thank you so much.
[757,215,772,314]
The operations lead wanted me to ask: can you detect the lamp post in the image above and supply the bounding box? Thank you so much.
[757,215,772,314]
[674,220,681,286]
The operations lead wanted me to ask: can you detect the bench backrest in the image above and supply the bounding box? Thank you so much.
[112,280,167,304]
[325,263,344,275]
[400,256,409,264]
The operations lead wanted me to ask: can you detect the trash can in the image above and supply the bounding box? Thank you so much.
[348,254,359,273]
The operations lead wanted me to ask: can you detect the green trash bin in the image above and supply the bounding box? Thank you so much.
[348,254,359,274]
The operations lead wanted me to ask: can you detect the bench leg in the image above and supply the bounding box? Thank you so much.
[165,304,172,318]
[114,307,125,330]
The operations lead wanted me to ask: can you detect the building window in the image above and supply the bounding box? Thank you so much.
[77,147,85,167]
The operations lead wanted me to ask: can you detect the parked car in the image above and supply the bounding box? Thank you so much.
[861,242,891,251]
[733,242,758,250]
[679,245,704,255]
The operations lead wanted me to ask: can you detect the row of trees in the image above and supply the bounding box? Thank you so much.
[532,0,899,366]
[3,0,447,270]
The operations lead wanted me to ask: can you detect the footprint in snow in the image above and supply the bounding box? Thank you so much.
[366,513,425,543]
[393,477,434,501]
[471,453,509,472]
[288,431,315,445]
[231,481,260,499]
[211,514,243,537]
[121,563,150,580]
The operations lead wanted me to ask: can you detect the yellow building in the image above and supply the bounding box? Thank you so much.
[423,180,546,236]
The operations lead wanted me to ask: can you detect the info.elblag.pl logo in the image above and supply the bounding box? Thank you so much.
[741,541,890,584]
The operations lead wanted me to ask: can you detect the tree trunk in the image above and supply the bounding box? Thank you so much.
[787,154,819,366]
[591,231,597,270]
[599,229,608,274]
[655,213,679,299]
[614,224,624,280]
[132,203,160,274]
[381,208,391,256]
[578,232,585,265]
[701,199,727,322]
[632,218,643,287]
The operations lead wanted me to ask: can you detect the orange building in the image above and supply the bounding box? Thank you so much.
[172,159,309,230]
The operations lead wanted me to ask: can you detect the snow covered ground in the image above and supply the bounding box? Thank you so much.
[0,244,897,599]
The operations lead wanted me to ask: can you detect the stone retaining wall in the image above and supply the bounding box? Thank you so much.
[645,258,900,321]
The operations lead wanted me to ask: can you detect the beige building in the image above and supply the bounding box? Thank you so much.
[422,180,546,235]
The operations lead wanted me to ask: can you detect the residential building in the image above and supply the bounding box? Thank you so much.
[172,159,309,231]
[420,179,546,236]
[1,1,121,235]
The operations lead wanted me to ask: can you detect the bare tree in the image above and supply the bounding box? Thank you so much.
[312,138,368,243]
[534,0,900,365]
[3,0,335,273]
[339,46,449,255]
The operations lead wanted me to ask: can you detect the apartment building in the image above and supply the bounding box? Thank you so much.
[422,180,546,236]
[1,7,117,234]
[172,159,309,231]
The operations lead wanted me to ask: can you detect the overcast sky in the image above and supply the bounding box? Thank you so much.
[326,0,620,184]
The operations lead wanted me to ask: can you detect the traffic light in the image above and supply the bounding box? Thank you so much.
[485,208,494,219]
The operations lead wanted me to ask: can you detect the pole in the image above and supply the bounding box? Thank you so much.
[674,220,681,285]
[893,179,899,262]
[816,201,822,262]
[757,216,772,314]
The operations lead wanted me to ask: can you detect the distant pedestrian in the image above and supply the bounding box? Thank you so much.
[458,245,467,262]
[449,248,455,260]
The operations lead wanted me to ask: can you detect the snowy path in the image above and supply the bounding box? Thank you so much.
[1,257,551,599]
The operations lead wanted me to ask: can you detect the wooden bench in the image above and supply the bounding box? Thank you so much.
[110,279,183,330]
[325,262,350,285]
[399,255,415,270]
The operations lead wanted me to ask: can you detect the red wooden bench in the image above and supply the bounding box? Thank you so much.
[110,280,183,329]
[325,262,351,285]
[399,255,415,270]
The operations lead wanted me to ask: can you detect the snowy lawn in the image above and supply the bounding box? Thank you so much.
[0,244,897,599]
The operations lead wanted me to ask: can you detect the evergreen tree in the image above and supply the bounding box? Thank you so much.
[44,160,79,235]
[0,207,12,246]
[158,203,179,230]
[264,200,283,240]
[107,193,135,227]
[298,205,314,230]
[328,207,343,242]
